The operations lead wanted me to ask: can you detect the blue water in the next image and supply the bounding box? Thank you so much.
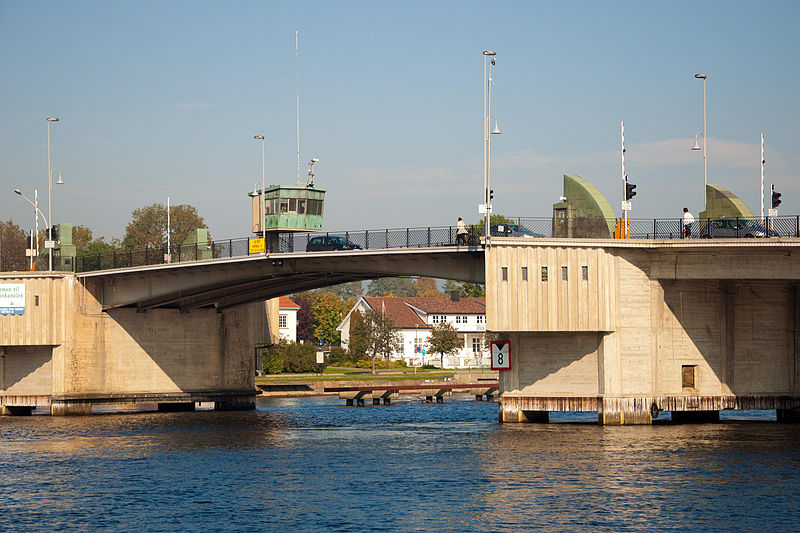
[1,396,799,532]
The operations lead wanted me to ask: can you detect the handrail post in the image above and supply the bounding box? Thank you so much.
[385,230,389,248]
[406,228,410,248]
[365,230,369,249]
[427,227,431,247]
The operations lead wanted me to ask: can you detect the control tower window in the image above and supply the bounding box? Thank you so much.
[289,198,297,212]
[298,199,306,214]
[280,199,289,213]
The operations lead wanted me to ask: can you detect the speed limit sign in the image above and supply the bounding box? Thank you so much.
[491,340,511,370]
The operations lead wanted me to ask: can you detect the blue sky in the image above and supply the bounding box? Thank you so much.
[2,1,799,241]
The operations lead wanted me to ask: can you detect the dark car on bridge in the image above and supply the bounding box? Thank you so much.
[698,218,780,238]
[305,235,363,252]
[489,224,546,238]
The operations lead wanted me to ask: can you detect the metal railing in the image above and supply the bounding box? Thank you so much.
[3,216,799,274]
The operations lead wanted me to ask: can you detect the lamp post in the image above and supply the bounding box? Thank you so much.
[483,50,500,247]
[253,135,266,249]
[14,188,50,262]
[691,74,707,212]
[46,117,63,271]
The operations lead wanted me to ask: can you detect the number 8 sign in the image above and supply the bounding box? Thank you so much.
[491,340,511,370]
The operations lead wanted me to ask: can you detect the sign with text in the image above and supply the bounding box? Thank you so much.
[249,237,265,254]
[491,340,511,370]
[0,283,25,315]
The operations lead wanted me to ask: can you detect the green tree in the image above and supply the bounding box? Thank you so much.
[311,292,350,346]
[0,219,27,272]
[122,203,208,249]
[442,280,485,298]
[362,309,402,374]
[291,292,317,342]
[316,281,363,300]
[347,309,370,360]
[426,321,465,368]
[366,277,415,297]
[414,277,441,297]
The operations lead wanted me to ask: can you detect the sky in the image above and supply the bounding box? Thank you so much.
[2,1,799,242]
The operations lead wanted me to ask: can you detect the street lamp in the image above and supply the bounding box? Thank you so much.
[253,135,266,249]
[483,50,500,247]
[13,189,50,268]
[46,117,63,271]
[691,74,708,212]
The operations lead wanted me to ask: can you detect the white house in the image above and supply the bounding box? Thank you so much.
[278,296,300,342]
[337,295,489,368]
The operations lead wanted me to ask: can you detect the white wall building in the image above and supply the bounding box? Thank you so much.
[278,296,300,342]
[337,295,489,368]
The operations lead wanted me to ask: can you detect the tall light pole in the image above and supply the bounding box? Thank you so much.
[254,135,266,247]
[483,50,500,247]
[691,74,708,213]
[46,117,63,271]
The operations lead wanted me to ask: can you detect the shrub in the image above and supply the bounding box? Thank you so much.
[261,340,328,374]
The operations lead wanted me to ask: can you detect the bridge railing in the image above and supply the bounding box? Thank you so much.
[7,215,794,274]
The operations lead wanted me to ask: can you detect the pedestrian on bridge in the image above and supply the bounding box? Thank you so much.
[456,217,468,246]
[682,208,695,239]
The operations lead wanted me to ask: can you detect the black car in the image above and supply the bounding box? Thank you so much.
[305,235,363,252]
[698,218,780,238]
[489,224,546,238]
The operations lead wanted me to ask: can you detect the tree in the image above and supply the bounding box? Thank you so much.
[0,219,27,272]
[366,277,415,297]
[414,277,441,297]
[71,225,94,249]
[311,292,351,346]
[442,280,485,298]
[347,309,371,361]
[316,281,363,300]
[361,309,402,374]
[426,321,465,368]
[122,203,208,250]
[291,292,317,342]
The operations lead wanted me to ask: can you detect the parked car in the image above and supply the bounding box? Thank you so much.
[305,235,363,251]
[490,224,545,238]
[698,218,780,238]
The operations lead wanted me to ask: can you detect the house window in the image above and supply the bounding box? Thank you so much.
[502,267,508,281]
[477,315,485,324]
[432,315,443,324]
[521,267,528,281]
[279,314,287,328]
[561,266,568,281]
[455,315,468,324]
[541,266,548,281]
[472,337,482,353]
[682,365,696,388]
[582,265,589,281]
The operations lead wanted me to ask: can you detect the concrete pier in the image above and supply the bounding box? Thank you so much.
[486,239,800,424]
[1,273,262,415]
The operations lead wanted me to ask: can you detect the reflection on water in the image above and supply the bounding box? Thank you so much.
[2,396,799,532]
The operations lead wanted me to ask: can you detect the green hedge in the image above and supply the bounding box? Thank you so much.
[261,341,328,374]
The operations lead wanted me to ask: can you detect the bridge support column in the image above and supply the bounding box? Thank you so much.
[51,400,93,416]
[214,395,255,411]
[499,402,549,423]
[598,397,653,425]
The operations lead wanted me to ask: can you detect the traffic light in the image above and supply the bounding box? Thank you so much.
[50,225,60,242]
[625,182,637,200]
[489,189,494,201]
[26,235,33,249]
[772,190,782,209]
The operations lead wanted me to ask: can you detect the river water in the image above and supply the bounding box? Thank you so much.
[2,396,799,532]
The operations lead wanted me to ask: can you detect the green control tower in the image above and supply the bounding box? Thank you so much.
[249,159,326,251]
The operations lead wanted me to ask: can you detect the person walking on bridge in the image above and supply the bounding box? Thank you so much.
[682,207,695,239]
[456,217,468,246]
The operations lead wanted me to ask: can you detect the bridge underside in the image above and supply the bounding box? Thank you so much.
[79,248,484,310]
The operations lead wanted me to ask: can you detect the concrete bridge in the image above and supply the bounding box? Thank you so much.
[3,235,800,423]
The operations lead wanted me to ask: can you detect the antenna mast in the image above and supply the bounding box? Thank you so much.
[296,30,301,184]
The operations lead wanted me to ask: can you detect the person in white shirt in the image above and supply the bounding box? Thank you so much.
[682,207,695,239]
[456,217,468,245]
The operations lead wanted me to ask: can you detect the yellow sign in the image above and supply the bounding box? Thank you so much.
[249,238,265,254]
